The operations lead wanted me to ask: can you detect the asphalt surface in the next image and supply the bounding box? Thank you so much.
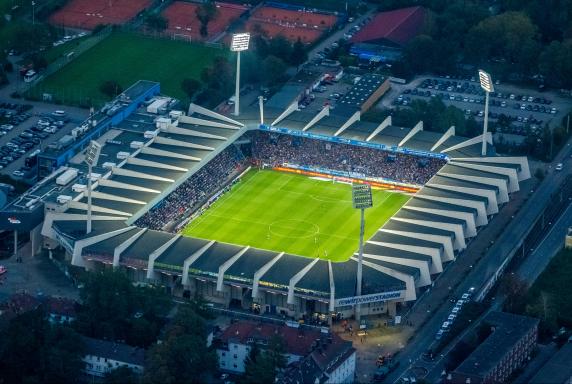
[0,55,89,177]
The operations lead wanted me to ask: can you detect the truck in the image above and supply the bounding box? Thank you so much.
[146,98,169,114]
[56,168,78,186]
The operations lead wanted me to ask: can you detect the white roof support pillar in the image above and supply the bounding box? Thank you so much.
[450,161,520,193]
[98,178,161,194]
[182,241,215,286]
[179,115,241,130]
[71,226,135,267]
[181,240,215,287]
[271,102,299,126]
[126,157,188,172]
[111,167,175,183]
[187,103,244,127]
[42,213,128,240]
[416,195,488,227]
[113,228,146,268]
[392,217,466,251]
[153,136,215,151]
[441,133,492,154]
[140,147,201,161]
[369,238,443,274]
[217,246,250,291]
[288,258,319,304]
[366,115,391,142]
[354,258,416,301]
[398,120,423,147]
[362,253,431,287]
[147,235,181,279]
[405,206,477,238]
[453,156,531,181]
[252,252,284,299]
[67,201,133,217]
[380,227,454,263]
[302,105,329,131]
[429,183,498,215]
[439,172,509,204]
[334,111,360,137]
[431,126,455,151]
[163,125,227,141]
[89,191,147,206]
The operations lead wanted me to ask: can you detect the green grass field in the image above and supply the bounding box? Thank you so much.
[29,32,223,106]
[182,170,410,262]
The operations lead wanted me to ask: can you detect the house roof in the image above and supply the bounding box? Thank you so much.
[81,336,145,366]
[350,6,426,47]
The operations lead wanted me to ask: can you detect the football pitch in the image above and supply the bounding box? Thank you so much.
[29,32,222,106]
[182,170,410,262]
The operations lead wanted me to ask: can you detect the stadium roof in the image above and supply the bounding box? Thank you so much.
[37,83,531,307]
[350,6,427,47]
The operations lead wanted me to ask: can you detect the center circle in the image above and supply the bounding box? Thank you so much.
[269,219,320,239]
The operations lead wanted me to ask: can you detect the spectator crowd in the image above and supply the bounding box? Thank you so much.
[136,132,447,231]
[135,145,245,230]
[251,131,446,185]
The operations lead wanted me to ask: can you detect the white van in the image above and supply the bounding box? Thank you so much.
[52,110,66,117]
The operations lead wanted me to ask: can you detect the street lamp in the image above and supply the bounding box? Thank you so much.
[478,69,494,156]
[352,183,373,322]
[84,140,102,234]
[230,33,250,117]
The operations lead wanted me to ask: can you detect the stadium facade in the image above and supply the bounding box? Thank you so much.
[2,80,530,322]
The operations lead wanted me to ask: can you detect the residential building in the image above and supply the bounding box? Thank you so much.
[451,312,539,384]
[44,296,77,324]
[215,320,355,380]
[81,336,145,378]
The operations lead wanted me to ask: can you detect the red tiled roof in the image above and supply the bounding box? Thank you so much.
[45,297,77,317]
[219,321,348,357]
[350,6,426,47]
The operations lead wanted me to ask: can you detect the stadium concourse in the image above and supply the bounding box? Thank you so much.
[29,80,531,323]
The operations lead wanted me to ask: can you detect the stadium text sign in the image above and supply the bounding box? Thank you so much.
[335,291,402,307]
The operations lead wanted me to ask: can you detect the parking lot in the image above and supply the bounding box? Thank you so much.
[387,76,571,138]
[0,101,88,178]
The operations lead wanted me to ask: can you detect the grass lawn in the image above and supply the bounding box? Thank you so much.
[29,32,224,106]
[182,170,410,262]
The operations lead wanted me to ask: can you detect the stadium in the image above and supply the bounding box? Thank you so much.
[1,78,530,324]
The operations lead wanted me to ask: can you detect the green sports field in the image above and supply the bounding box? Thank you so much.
[29,32,223,106]
[182,170,410,262]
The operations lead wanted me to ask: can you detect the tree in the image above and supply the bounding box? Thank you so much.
[289,38,308,68]
[181,78,201,101]
[99,80,123,98]
[0,309,85,384]
[146,14,168,32]
[143,305,217,384]
[195,1,218,37]
[539,39,572,88]
[105,366,140,384]
[499,274,529,314]
[76,270,170,347]
[241,335,286,384]
[262,55,287,86]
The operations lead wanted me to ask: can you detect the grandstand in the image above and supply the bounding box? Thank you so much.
[6,79,529,323]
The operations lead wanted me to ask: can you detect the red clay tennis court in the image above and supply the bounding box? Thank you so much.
[162,1,248,41]
[50,0,151,29]
[245,6,337,43]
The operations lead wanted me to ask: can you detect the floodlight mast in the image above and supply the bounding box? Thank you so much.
[478,70,494,156]
[352,183,373,323]
[84,141,102,234]
[230,33,250,117]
